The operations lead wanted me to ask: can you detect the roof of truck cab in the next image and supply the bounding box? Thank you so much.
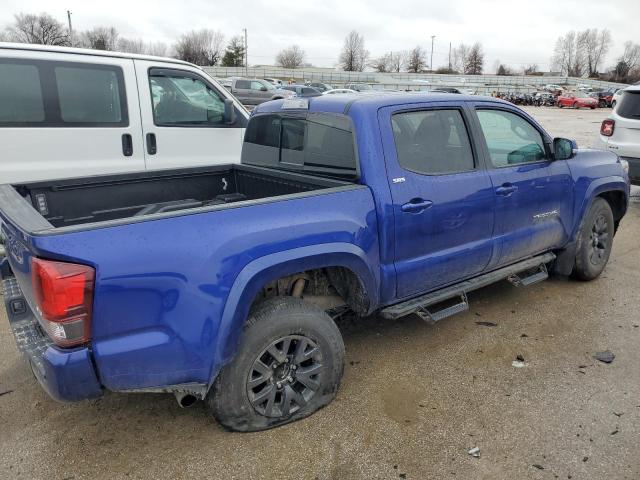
[0,42,198,68]
[253,92,510,116]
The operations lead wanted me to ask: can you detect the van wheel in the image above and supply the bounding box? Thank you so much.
[573,198,614,281]
[208,297,345,432]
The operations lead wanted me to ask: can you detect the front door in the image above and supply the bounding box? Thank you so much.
[134,60,246,170]
[380,103,496,299]
[472,106,574,268]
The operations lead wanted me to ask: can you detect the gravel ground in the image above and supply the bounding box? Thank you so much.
[1,106,639,480]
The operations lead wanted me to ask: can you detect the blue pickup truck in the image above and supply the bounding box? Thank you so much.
[0,94,630,431]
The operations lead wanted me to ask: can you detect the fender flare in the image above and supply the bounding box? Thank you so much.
[554,178,628,276]
[570,178,628,241]
[210,242,379,381]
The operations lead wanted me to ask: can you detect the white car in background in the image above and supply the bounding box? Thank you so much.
[598,84,640,185]
[323,88,358,95]
[611,88,625,109]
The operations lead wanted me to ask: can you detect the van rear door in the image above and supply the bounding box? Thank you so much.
[0,49,146,183]
[134,60,246,170]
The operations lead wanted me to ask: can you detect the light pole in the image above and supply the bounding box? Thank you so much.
[67,10,73,45]
[243,28,248,75]
[430,35,435,72]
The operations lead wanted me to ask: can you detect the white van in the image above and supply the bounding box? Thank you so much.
[0,43,249,184]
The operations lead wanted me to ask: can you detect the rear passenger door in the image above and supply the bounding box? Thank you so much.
[379,103,496,299]
[134,61,246,170]
[472,105,573,268]
[0,51,145,183]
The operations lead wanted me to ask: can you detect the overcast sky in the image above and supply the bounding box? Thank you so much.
[1,0,638,72]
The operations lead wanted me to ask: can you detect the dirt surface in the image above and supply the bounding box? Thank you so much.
[1,107,639,480]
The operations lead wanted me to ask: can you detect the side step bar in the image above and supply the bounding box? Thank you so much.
[381,252,555,321]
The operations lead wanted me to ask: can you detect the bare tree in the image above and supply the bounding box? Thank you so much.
[551,31,587,77]
[339,31,369,72]
[612,41,640,82]
[147,42,168,57]
[174,29,225,66]
[390,51,406,73]
[582,28,612,77]
[7,12,69,46]
[406,46,427,73]
[81,27,119,51]
[276,45,305,69]
[496,64,513,76]
[117,38,145,54]
[465,43,484,75]
[452,43,470,73]
[523,64,539,75]
[370,52,393,73]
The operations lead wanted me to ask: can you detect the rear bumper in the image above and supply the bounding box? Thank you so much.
[2,259,102,402]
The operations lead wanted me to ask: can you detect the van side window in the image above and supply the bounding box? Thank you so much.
[0,59,127,127]
[0,62,45,123]
[55,66,125,124]
[149,70,226,126]
[392,109,475,175]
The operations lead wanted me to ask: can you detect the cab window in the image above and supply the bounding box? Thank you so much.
[476,109,547,167]
[149,69,226,126]
[391,109,474,174]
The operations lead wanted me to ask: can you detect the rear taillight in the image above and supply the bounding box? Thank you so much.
[31,258,95,347]
[601,119,615,137]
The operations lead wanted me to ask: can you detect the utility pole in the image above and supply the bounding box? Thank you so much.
[242,28,248,75]
[448,42,452,72]
[67,10,73,45]
[430,35,436,72]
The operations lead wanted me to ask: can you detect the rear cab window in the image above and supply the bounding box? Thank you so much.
[242,112,358,180]
[617,91,640,120]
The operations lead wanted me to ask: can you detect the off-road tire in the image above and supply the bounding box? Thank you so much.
[208,297,345,432]
[573,197,614,280]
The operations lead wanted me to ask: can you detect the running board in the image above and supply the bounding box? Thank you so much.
[381,252,555,321]
[415,293,469,324]
[506,263,548,287]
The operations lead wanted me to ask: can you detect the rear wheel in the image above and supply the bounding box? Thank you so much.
[573,198,614,280]
[573,102,579,109]
[208,297,345,432]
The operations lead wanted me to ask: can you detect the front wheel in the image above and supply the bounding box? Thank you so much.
[208,297,345,432]
[573,102,579,109]
[573,198,614,280]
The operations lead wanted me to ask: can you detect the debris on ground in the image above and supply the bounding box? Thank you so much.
[594,350,615,364]
[532,464,545,470]
[468,447,480,458]
[516,354,525,362]
[512,358,526,368]
[475,321,497,327]
[0,390,13,397]
[521,333,528,338]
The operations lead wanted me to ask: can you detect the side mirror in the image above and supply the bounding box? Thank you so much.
[224,98,236,125]
[260,86,268,92]
[553,137,577,160]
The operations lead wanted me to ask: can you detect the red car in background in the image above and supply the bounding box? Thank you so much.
[557,92,598,109]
